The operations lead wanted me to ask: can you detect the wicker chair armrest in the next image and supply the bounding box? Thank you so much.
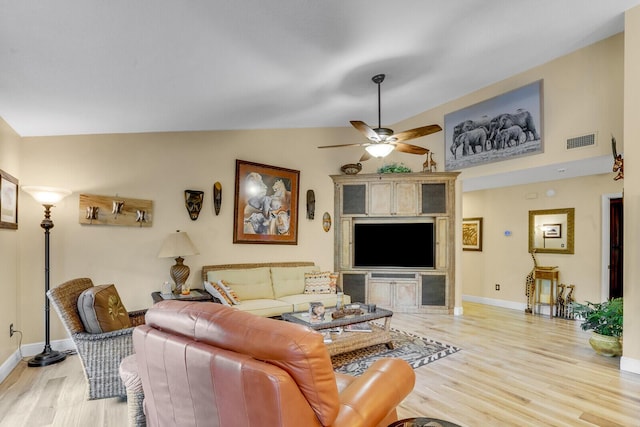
[73,327,135,342]
[128,309,147,326]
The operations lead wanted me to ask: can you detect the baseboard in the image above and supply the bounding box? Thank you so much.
[0,349,23,384]
[0,338,75,385]
[621,356,640,375]
[462,294,527,311]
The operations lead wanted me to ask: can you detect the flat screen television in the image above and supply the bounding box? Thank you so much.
[353,221,435,269]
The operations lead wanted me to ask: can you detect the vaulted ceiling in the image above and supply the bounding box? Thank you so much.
[1,1,639,137]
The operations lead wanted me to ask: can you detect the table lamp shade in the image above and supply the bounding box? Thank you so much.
[158,231,199,293]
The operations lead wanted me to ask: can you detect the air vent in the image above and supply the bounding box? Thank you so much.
[566,133,596,150]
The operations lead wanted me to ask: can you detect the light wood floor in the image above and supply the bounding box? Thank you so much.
[1,302,639,427]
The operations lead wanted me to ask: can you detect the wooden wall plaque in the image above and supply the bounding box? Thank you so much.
[79,194,153,227]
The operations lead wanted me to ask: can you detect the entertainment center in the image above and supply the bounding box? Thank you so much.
[331,171,459,314]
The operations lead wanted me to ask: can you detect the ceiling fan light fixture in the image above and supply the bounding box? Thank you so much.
[365,143,395,158]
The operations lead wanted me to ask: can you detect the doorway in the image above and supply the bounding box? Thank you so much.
[601,193,623,300]
[609,197,623,298]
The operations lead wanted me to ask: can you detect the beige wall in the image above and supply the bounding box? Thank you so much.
[462,174,621,305]
[1,15,639,374]
[622,6,640,371]
[0,118,21,364]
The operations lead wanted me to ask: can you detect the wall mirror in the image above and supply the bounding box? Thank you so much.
[528,208,575,254]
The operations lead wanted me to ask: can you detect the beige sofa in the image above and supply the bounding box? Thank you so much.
[201,262,351,317]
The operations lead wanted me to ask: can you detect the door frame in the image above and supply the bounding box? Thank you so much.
[601,192,623,301]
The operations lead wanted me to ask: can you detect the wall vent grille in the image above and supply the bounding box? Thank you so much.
[566,133,596,150]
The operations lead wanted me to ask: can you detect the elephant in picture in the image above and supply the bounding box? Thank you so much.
[452,115,492,142]
[488,109,539,144]
[496,125,527,149]
[451,127,487,158]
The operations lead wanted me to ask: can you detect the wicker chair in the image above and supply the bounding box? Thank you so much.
[47,277,146,400]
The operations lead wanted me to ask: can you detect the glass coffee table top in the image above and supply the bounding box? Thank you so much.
[281,304,392,330]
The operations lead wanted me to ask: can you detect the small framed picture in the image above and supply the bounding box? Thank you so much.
[462,217,483,251]
[543,224,562,238]
[0,169,18,230]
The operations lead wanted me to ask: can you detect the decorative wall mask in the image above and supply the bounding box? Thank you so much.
[185,190,204,220]
[322,212,331,232]
[306,189,315,220]
[213,182,222,216]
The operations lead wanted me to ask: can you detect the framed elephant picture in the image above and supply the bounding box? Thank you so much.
[233,160,300,245]
[444,80,543,171]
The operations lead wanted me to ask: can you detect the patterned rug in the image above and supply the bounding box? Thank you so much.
[331,328,461,376]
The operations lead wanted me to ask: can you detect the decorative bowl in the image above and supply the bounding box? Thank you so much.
[341,163,362,175]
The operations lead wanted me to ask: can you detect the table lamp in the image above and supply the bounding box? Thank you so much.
[158,230,199,294]
[22,185,73,367]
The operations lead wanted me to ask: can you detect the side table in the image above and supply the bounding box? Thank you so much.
[533,267,559,318]
[151,290,213,304]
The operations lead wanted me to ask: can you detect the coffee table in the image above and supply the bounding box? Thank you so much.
[281,304,394,356]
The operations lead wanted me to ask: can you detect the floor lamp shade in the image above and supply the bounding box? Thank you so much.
[22,185,72,368]
[158,230,199,293]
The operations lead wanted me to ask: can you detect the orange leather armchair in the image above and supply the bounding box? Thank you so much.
[133,300,415,427]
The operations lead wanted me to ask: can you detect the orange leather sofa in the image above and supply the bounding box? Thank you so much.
[133,300,415,427]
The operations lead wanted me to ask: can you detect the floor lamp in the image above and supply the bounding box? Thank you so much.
[22,186,72,368]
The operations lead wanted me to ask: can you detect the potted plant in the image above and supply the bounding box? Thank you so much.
[571,297,623,357]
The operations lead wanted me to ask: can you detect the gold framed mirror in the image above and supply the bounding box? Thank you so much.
[528,208,575,254]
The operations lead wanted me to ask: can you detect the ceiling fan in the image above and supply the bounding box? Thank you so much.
[318,74,442,161]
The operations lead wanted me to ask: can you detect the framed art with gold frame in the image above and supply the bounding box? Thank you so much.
[528,208,574,254]
[233,160,300,244]
[462,217,483,251]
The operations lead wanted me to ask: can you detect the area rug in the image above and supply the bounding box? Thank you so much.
[331,328,460,376]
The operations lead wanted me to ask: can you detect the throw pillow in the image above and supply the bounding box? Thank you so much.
[304,271,334,294]
[219,280,241,304]
[329,272,340,292]
[77,284,131,334]
[204,281,232,306]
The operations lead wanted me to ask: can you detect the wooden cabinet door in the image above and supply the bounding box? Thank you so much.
[394,281,419,309]
[394,182,418,216]
[369,182,392,215]
[368,280,393,307]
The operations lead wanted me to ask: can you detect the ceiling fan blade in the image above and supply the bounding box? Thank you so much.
[393,142,429,155]
[391,124,442,143]
[350,120,381,142]
[317,142,369,149]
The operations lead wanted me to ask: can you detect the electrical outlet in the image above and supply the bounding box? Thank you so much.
[9,323,14,337]
[495,284,500,291]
